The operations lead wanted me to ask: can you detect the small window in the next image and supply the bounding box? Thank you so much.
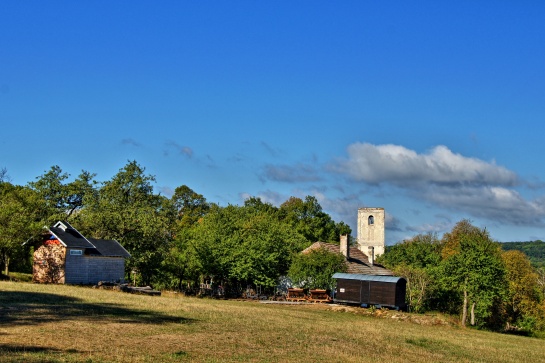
[70,249,83,256]
[368,215,374,225]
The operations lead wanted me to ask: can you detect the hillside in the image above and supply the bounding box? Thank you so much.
[500,240,545,268]
[1,281,544,363]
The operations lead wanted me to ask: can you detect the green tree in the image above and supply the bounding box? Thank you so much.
[288,247,347,290]
[502,250,545,333]
[0,183,46,275]
[161,227,203,291]
[378,232,442,313]
[29,166,97,222]
[78,161,176,285]
[187,203,307,291]
[440,221,506,328]
[171,185,209,228]
[0,167,8,183]
[279,196,350,243]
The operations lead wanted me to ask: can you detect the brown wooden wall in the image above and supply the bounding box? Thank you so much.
[335,278,406,309]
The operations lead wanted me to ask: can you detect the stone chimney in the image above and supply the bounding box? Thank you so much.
[340,235,349,260]
[368,246,375,266]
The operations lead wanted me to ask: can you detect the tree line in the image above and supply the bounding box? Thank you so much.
[377,221,545,335]
[501,241,545,268]
[2,162,544,335]
[0,161,350,295]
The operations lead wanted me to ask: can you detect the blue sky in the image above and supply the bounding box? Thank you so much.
[1,1,545,244]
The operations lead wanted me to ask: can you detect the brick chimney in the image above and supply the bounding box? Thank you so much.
[340,235,349,259]
[368,246,375,266]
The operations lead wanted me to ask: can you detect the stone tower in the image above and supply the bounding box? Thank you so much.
[357,207,385,258]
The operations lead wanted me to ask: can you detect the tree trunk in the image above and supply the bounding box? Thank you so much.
[470,302,476,326]
[462,288,468,327]
[0,250,9,276]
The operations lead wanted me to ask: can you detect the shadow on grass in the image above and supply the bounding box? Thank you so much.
[0,344,80,363]
[0,291,193,326]
[0,344,70,353]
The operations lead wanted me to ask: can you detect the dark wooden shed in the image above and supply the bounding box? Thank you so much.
[332,273,407,310]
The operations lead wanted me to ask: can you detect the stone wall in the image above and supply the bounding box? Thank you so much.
[33,244,66,283]
[357,207,385,257]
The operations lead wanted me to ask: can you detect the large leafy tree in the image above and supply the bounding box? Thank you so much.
[78,161,176,285]
[0,183,46,275]
[378,232,442,313]
[171,185,210,228]
[29,165,97,222]
[279,196,350,243]
[187,202,307,291]
[439,220,506,328]
[288,247,347,290]
[502,250,545,332]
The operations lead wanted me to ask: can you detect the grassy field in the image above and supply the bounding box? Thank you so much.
[1,281,544,363]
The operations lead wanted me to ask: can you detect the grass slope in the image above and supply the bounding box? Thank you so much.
[1,281,544,363]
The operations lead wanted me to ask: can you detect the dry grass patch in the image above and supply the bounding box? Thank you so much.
[1,281,544,362]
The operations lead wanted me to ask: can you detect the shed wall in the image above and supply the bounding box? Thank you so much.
[65,252,125,284]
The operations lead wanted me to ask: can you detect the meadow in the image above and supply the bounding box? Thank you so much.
[1,281,544,363]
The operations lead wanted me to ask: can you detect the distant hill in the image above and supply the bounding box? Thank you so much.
[500,240,545,268]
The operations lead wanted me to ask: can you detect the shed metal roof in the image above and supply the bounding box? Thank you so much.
[50,222,95,249]
[332,273,404,283]
[87,238,131,258]
[47,221,130,258]
[302,242,394,276]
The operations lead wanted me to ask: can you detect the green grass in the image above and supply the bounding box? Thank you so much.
[3,272,32,283]
[1,281,544,362]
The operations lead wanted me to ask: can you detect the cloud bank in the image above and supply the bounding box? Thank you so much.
[332,143,545,227]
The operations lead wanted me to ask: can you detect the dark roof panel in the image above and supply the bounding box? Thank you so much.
[302,242,394,276]
[87,238,131,258]
[49,223,95,249]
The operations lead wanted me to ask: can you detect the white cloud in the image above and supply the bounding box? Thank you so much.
[332,142,545,227]
[335,143,518,187]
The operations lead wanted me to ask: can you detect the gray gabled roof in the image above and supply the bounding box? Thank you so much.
[332,273,405,283]
[48,221,130,258]
[87,238,131,258]
[49,221,95,249]
[302,242,394,276]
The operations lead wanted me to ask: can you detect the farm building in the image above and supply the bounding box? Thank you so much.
[32,221,130,285]
[302,235,393,276]
[302,208,407,308]
[332,273,407,310]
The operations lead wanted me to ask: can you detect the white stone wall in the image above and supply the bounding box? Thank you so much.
[357,207,385,257]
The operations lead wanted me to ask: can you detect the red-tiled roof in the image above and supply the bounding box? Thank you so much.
[302,242,393,276]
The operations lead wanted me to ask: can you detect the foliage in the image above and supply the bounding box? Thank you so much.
[28,165,97,222]
[171,184,210,228]
[279,196,351,243]
[378,233,441,313]
[187,203,308,290]
[0,183,46,275]
[502,250,545,333]
[501,240,545,268]
[288,247,347,290]
[77,161,176,285]
[439,221,506,329]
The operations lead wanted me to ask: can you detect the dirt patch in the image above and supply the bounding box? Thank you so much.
[327,304,458,327]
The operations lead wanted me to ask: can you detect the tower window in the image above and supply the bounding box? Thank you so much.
[368,215,374,225]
